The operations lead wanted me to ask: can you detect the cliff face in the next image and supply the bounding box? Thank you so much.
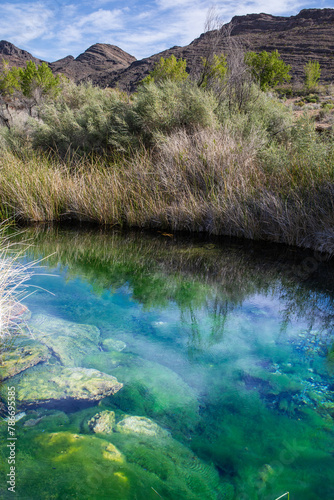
[108,8,334,91]
[1,8,334,90]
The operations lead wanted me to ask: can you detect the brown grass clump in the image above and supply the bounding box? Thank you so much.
[1,124,334,254]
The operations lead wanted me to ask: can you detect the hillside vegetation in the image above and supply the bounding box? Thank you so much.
[0,54,334,254]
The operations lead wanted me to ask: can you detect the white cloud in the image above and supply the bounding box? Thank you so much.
[229,0,305,17]
[0,0,321,62]
[0,2,53,45]
[156,0,194,9]
[76,8,124,32]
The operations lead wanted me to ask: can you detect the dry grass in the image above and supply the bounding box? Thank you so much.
[1,126,334,254]
[0,224,35,339]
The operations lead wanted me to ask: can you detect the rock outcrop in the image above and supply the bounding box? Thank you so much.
[0,338,50,381]
[0,40,42,67]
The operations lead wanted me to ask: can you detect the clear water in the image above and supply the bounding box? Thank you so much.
[1,227,334,500]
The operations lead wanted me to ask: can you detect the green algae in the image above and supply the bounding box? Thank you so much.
[1,226,334,499]
[0,336,50,381]
[0,420,232,500]
[1,364,123,406]
[96,356,200,434]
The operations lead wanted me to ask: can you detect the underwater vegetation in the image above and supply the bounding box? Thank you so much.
[0,227,334,499]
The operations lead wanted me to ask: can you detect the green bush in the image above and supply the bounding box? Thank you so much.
[130,80,219,144]
[304,94,319,103]
[245,50,291,91]
[30,81,133,156]
[141,55,188,85]
[222,85,292,143]
[321,102,334,110]
[0,60,61,99]
[304,60,321,90]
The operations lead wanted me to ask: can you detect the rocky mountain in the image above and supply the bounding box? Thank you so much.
[50,44,136,83]
[1,8,334,91]
[108,8,334,91]
[0,40,42,67]
[0,41,136,84]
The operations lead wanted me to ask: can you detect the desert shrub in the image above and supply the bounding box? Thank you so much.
[130,80,219,145]
[0,60,61,99]
[221,86,292,144]
[304,94,319,103]
[259,118,334,190]
[321,102,334,110]
[30,81,134,156]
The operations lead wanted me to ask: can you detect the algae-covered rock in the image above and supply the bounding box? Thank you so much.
[0,337,50,381]
[28,314,101,367]
[111,431,229,500]
[39,431,125,463]
[83,350,132,371]
[102,338,126,352]
[115,416,170,438]
[88,410,116,434]
[12,429,231,500]
[109,358,200,433]
[4,365,123,406]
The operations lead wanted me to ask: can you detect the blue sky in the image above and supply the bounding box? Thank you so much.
[0,0,333,62]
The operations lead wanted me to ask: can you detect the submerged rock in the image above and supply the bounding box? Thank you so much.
[39,431,125,463]
[88,410,116,434]
[115,415,170,438]
[0,338,50,381]
[102,338,126,352]
[109,358,200,433]
[4,365,123,406]
[17,429,231,499]
[9,302,31,325]
[28,314,101,366]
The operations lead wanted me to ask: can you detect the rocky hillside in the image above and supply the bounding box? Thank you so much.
[50,44,136,83]
[1,8,334,90]
[108,8,334,91]
[0,41,136,84]
[0,40,42,67]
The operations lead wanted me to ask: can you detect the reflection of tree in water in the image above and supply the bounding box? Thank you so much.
[181,297,231,358]
[10,225,334,359]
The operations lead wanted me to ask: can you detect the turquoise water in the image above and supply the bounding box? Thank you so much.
[1,228,334,499]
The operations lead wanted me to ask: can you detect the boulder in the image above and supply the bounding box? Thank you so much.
[88,410,116,434]
[3,365,123,406]
[28,314,101,366]
[102,338,126,352]
[0,337,50,381]
[115,415,170,438]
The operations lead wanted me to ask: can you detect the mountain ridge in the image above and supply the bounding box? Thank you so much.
[1,8,334,90]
